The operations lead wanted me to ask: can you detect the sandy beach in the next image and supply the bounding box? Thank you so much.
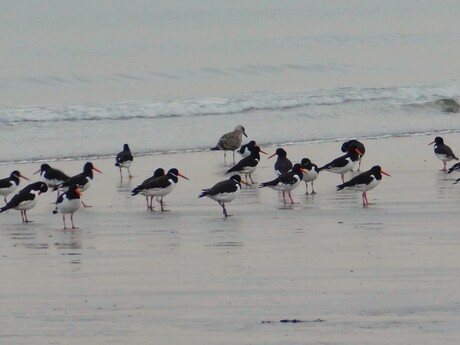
[0,133,459,344]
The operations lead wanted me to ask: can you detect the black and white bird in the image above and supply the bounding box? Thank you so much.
[300,158,320,195]
[199,175,249,218]
[429,136,458,172]
[0,181,48,223]
[259,163,307,204]
[337,165,390,207]
[341,139,366,171]
[268,148,293,175]
[52,184,82,230]
[319,145,363,183]
[34,164,69,189]
[211,124,248,164]
[115,143,134,180]
[132,168,166,211]
[226,145,267,184]
[0,170,29,203]
[54,162,102,207]
[131,168,188,211]
[238,140,256,158]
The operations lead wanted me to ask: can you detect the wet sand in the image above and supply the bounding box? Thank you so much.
[1,134,460,344]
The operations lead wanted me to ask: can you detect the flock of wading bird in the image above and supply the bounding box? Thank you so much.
[0,125,459,227]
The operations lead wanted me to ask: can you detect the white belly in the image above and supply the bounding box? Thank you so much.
[208,190,239,203]
[14,198,37,211]
[302,170,318,183]
[56,198,82,214]
[0,183,17,196]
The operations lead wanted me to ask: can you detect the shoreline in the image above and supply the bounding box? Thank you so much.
[1,133,460,344]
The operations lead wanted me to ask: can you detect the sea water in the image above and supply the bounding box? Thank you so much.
[1,1,460,163]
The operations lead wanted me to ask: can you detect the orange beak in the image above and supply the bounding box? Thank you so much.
[178,172,189,180]
[33,169,41,175]
[92,167,103,173]
[259,149,268,155]
[20,174,30,181]
[268,153,277,159]
[381,170,391,177]
[300,168,308,174]
[428,141,435,146]
[240,180,251,186]
[75,187,82,196]
[355,148,363,155]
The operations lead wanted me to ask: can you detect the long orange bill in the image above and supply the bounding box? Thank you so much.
[240,180,251,186]
[300,168,308,174]
[20,174,30,181]
[381,170,391,177]
[75,188,82,196]
[428,141,435,145]
[33,169,41,175]
[93,167,103,173]
[178,173,189,180]
[259,149,268,155]
[355,148,363,155]
[268,153,277,159]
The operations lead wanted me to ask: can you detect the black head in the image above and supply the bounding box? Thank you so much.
[434,136,444,145]
[292,163,303,172]
[83,162,102,174]
[229,175,242,183]
[27,181,48,194]
[83,162,94,172]
[123,143,130,151]
[11,170,21,178]
[67,184,82,197]
[276,148,287,157]
[300,158,311,166]
[153,168,165,178]
[40,164,51,171]
[167,168,189,180]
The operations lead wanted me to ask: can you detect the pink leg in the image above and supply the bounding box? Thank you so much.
[282,192,286,204]
[341,174,345,183]
[288,191,295,204]
[71,213,78,230]
[62,215,67,229]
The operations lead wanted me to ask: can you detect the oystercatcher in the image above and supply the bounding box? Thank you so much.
[0,181,48,223]
[54,162,102,207]
[199,175,249,218]
[429,136,458,172]
[341,139,366,171]
[337,165,390,207]
[319,145,362,183]
[211,124,248,164]
[0,170,29,203]
[226,145,267,184]
[52,184,82,229]
[268,148,293,175]
[259,163,306,204]
[115,143,134,179]
[132,168,166,210]
[34,164,69,189]
[238,140,256,158]
[131,168,188,211]
[300,158,319,194]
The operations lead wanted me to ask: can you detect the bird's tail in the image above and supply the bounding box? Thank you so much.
[131,186,142,196]
[115,162,120,167]
[210,146,220,151]
[198,189,210,198]
[52,209,58,215]
[454,178,460,185]
[447,162,460,173]
[0,205,11,213]
[259,181,276,188]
